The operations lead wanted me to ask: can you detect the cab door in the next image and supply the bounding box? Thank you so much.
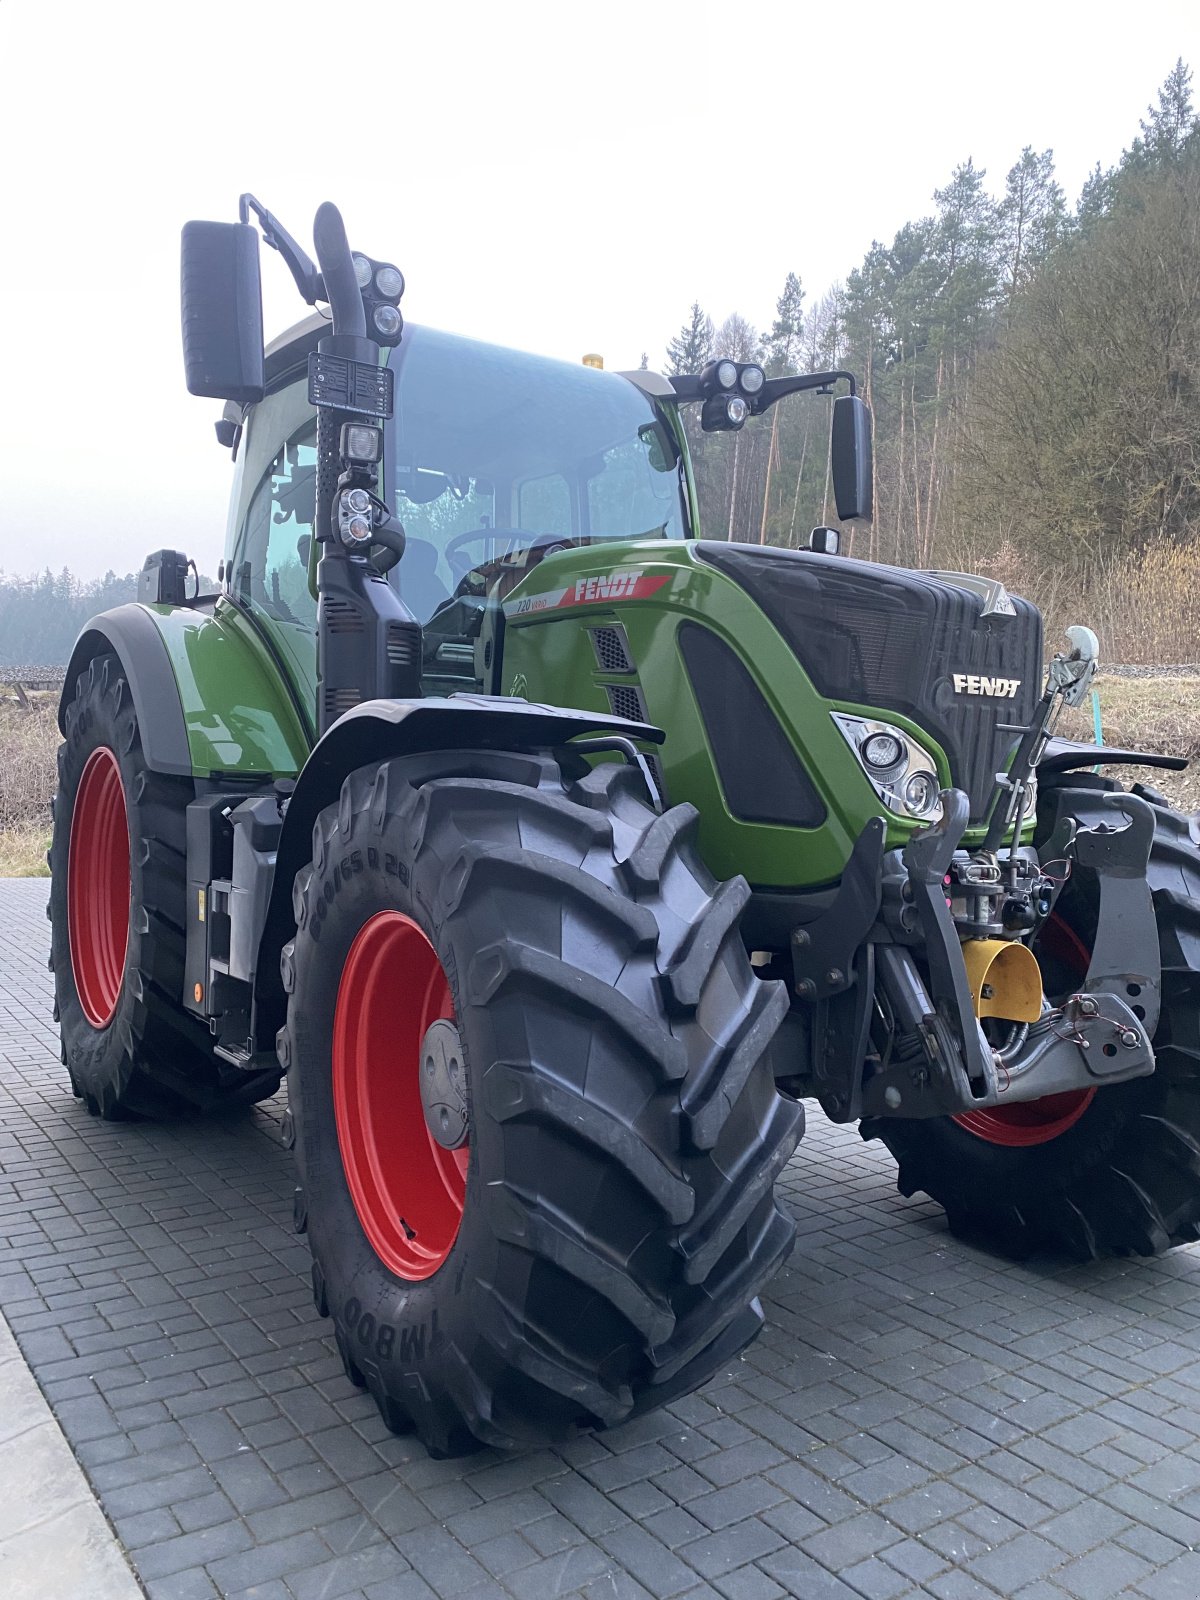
[223,377,319,722]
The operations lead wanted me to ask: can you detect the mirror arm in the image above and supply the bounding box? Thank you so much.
[667,368,857,412]
[239,193,325,305]
[757,369,857,410]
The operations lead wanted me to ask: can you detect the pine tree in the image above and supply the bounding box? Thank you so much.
[763,272,805,375]
[1076,162,1115,228]
[665,302,714,375]
[999,148,1065,306]
[1134,58,1196,166]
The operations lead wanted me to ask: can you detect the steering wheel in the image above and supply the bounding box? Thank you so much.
[443,527,570,581]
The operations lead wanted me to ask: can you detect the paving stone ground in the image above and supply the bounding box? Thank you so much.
[5,875,1200,1600]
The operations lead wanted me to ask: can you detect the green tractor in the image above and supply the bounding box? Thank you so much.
[50,198,1200,1455]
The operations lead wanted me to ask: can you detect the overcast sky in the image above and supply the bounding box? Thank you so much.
[1,0,1196,580]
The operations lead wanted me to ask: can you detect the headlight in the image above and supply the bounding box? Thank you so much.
[725,395,749,425]
[739,364,765,395]
[352,254,373,288]
[860,730,905,772]
[715,359,738,391]
[832,712,943,822]
[373,304,403,338]
[903,771,939,816]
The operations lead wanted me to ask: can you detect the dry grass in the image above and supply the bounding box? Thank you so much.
[0,693,58,877]
[0,826,50,877]
[964,538,1200,667]
[1059,672,1200,813]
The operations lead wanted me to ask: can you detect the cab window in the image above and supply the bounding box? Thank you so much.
[236,422,318,630]
[518,474,572,536]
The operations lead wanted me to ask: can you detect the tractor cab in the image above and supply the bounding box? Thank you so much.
[222,317,690,709]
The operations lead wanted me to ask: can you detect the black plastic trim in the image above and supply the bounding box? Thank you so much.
[58,605,192,775]
[678,623,826,829]
[1041,737,1188,776]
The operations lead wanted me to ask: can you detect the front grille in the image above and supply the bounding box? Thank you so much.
[698,542,1043,821]
[606,684,648,723]
[591,624,635,674]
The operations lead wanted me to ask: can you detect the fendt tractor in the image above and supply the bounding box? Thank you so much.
[49,197,1200,1455]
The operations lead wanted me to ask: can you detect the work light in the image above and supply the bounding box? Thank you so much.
[374,264,404,299]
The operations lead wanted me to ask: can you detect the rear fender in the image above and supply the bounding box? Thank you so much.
[60,606,192,774]
[254,694,663,1048]
[59,601,310,780]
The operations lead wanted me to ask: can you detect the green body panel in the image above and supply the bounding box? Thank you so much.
[499,539,953,889]
[141,599,312,778]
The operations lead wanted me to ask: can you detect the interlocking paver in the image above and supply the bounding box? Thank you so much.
[4,874,1200,1598]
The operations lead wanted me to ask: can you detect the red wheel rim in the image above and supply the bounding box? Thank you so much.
[68,747,130,1029]
[952,912,1095,1147]
[333,911,467,1279]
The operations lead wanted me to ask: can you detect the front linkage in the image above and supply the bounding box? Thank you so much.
[779,632,1158,1126]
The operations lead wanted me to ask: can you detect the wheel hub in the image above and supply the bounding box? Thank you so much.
[420,1018,469,1150]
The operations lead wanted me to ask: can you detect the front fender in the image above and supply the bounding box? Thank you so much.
[254,694,663,1047]
[1041,737,1188,780]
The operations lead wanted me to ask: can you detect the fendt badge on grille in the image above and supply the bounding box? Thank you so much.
[952,673,1022,698]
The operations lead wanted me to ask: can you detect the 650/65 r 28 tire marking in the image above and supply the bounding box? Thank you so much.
[333,910,466,1280]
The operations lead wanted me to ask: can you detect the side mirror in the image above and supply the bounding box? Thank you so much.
[181,221,265,404]
[831,393,873,521]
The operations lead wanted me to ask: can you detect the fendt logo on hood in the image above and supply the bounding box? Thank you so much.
[953,673,1022,699]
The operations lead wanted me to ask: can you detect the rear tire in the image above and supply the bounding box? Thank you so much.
[864,797,1200,1260]
[281,749,802,1454]
[50,653,281,1119]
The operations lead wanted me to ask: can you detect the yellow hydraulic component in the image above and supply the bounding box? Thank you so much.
[961,938,1044,1023]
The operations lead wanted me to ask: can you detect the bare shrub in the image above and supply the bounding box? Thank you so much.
[0,697,60,832]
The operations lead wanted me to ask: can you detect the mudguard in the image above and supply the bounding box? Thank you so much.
[59,601,311,780]
[254,694,664,1046]
[60,606,193,774]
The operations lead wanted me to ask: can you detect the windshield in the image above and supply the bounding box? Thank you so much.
[385,326,688,624]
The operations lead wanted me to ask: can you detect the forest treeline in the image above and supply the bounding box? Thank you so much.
[0,569,142,667]
[668,59,1200,588]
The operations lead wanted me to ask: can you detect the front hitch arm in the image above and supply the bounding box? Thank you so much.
[902,789,997,1096]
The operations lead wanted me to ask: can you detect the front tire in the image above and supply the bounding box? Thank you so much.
[50,653,280,1118]
[865,797,1200,1260]
[281,749,801,1454]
